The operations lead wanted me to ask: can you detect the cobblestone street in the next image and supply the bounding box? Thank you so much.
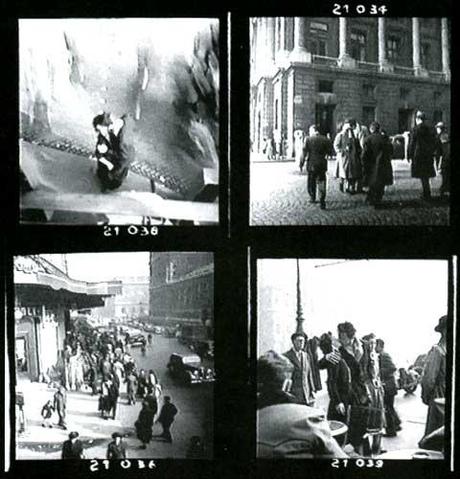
[250,159,449,226]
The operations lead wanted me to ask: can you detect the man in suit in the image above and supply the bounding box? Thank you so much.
[284,333,316,406]
[376,339,401,437]
[302,125,333,209]
[408,111,437,200]
[62,431,85,459]
[361,121,394,208]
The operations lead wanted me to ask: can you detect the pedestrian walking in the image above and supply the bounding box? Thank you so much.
[53,385,67,430]
[334,119,362,194]
[135,400,155,449]
[109,374,120,420]
[99,377,113,419]
[107,432,127,459]
[156,396,178,443]
[126,371,138,405]
[41,399,54,428]
[435,122,450,199]
[62,431,85,459]
[302,125,333,209]
[376,339,401,437]
[408,111,437,200]
[361,122,394,208]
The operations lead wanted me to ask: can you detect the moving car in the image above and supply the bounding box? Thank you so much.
[128,334,146,347]
[166,353,215,385]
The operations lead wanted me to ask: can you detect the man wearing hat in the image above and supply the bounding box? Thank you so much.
[434,122,450,199]
[62,431,85,459]
[407,111,437,200]
[107,432,127,459]
[421,315,447,436]
[284,333,316,406]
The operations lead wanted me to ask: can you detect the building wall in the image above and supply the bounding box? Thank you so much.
[251,17,450,156]
[150,253,214,324]
[16,316,39,381]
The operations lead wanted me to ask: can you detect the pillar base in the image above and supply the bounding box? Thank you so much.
[275,49,291,69]
[414,66,429,78]
[337,54,356,69]
[443,70,451,82]
[289,48,312,64]
[379,61,394,73]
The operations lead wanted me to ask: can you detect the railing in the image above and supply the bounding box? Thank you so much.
[311,55,339,67]
[393,65,416,76]
[357,61,380,72]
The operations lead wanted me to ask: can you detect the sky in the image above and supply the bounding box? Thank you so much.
[45,252,150,282]
[257,259,450,367]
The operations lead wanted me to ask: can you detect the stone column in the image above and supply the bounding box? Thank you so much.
[378,17,393,72]
[412,18,428,77]
[337,17,355,68]
[275,17,290,67]
[441,18,450,80]
[266,17,276,65]
[289,17,311,63]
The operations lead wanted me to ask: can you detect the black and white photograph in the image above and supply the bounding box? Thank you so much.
[256,258,452,459]
[19,18,219,225]
[250,17,451,225]
[12,252,214,459]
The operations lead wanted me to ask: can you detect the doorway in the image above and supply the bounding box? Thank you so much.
[315,104,335,136]
[398,109,414,133]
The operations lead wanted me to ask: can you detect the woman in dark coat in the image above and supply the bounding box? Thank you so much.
[135,400,155,449]
[408,111,437,199]
[361,122,394,207]
[318,333,351,423]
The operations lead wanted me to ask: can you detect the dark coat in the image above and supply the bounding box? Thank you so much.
[107,440,127,459]
[378,351,398,396]
[53,390,66,417]
[408,123,436,178]
[361,133,394,188]
[135,407,155,443]
[62,439,84,459]
[318,356,352,421]
[158,402,178,427]
[303,135,333,173]
[284,349,316,405]
[41,403,54,419]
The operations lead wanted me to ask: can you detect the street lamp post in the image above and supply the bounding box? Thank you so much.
[295,258,306,335]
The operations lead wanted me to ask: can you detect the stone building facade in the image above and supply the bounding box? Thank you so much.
[149,253,214,325]
[250,17,451,157]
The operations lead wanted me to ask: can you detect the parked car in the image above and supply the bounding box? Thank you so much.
[166,353,215,385]
[163,327,176,338]
[129,334,146,347]
[154,326,164,335]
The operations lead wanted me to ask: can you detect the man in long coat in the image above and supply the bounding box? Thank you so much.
[376,339,401,436]
[302,125,333,209]
[157,396,178,443]
[53,385,67,429]
[334,119,362,194]
[408,111,437,200]
[361,121,394,207]
[284,333,316,406]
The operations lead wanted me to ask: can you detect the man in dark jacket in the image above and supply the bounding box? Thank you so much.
[62,431,85,459]
[376,339,401,437]
[53,386,67,430]
[157,396,178,443]
[92,112,137,191]
[361,122,394,208]
[318,333,351,423]
[302,125,333,209]
[408,111,437,200]
[107,432,127,459]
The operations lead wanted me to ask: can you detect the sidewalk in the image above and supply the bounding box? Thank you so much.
[16,379,160,460]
